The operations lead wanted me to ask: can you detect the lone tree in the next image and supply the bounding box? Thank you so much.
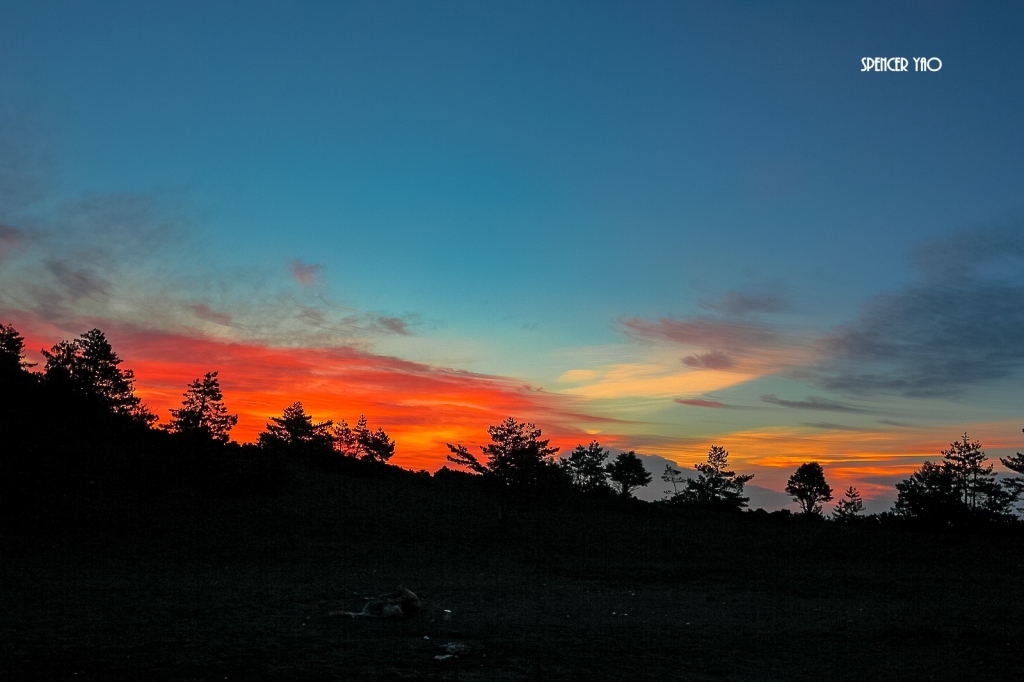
[332,415,396,462]
[560,441,611,493]
[942,433,1008,512]
[831,486,865,521]
[605,450,652,499]
[786,462,833,515]
[164,371,238,442]
[258,402,333,453]
[895,432,1015,520]
[677,445,754,510]
[40,328,154,423]
[446,417,560,489]
[0,323,34,374]
[662,462,685,497]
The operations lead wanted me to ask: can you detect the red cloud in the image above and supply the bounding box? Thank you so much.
[289,260,322,286]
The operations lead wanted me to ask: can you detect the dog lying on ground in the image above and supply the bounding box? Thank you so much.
[332,586,422,618]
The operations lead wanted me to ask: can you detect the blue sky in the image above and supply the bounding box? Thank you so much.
[2,1,1023,509]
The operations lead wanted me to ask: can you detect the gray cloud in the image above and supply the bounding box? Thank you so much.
[296,306,325,326]
[760,394,866,412]
[674,397,736,408]
[372,315,413,336]
[798,219,1024,397]
[808,281,1024,396]
[910,220,1024,280]
[188,303,232,326]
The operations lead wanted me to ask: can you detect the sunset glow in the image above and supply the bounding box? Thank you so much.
[2,2,1023,513]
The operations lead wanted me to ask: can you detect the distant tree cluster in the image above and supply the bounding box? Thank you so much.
[446,424,659,502]
[894,432,1021,523]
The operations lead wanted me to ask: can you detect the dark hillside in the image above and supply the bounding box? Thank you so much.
[2,462,1022,681]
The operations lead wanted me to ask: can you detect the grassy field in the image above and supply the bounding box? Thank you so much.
[2,467,1022,681]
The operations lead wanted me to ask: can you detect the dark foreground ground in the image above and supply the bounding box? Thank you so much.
[2,468,1022,681]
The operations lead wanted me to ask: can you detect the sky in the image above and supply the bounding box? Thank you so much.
[2,1,1023,511]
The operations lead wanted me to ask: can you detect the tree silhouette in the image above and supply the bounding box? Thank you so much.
[831,486,865,521]
[40,328,154,423]
[332,417,361,457]
[560,441,611,493]
[786,462,833,515]
[998,427,1024,512]
[332,415,395,462]
[677,445,754,509]
[446,417,559,488]
[0,323,34,374]
[164,372,238,442]
[661,463,685,498]
[894,460,959,520]
[361,426,396,463]
[605,450,652,499]
[258,402,333,452]
[941,433,1010,513]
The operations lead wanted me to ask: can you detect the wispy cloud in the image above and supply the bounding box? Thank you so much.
[681,350,734,370]
[674,398,738,409]
[0,187,423,349]
[800,422,869,432]
[621,316,782,352]
[699,290,786,315]
[45,260,112,301]
[761,394,866,412]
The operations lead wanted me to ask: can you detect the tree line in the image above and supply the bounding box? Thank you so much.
[0,324,396,464]
[3,323,1023,524]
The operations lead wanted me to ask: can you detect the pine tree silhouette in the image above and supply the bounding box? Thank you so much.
[165,372,238,442]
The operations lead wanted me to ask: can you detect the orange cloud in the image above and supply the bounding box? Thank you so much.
[11,317,617,470]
